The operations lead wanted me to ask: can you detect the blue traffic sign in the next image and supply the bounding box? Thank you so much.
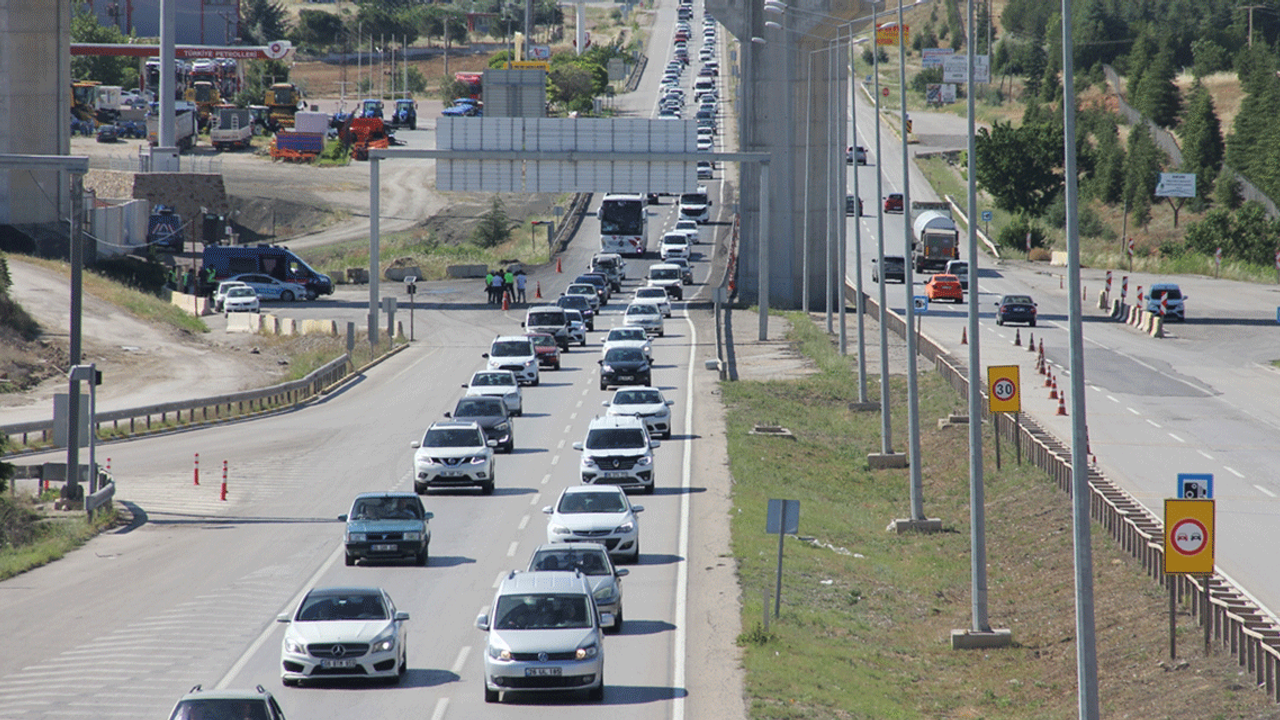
[981,210,993,222]
[1178,473,1213,499]
[913,295,929,314]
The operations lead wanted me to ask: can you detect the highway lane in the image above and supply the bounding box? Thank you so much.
[843,89,1280,621]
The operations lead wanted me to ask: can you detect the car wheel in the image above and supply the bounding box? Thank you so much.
[581,337,587,347]
[483,480,495,495]
[1029,320,1037,327]
[503,440,515,453]
[658,330,665,337]
[600,381,608,391]
[627,542,640,563]
[532,376,540,387]
[588,675,604,702]
[416,544,429,566]
[282,677,300,687]
[995,317,1004,326]
[281,290,294,302]
[485,687,499,703]
[644,482,654,495]
[345,552,355,567]
[663,429,672,440]
[554,360,562,370]
[414,482,427,495]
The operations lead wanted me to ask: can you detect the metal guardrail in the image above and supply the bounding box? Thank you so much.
[551,192,592,255]
[849,281,1280,702]
[1,354,352,451]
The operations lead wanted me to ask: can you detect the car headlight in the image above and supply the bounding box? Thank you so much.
[550,523,571,535]
[495,422,510,432]
[524,359,534,368]
[615,521,635,533]
[470,455,487,465]
[348,532,367,542]
[371,630,397,653]
[582,457,599,468]
[489,644,512,661]
[575,643,599,660]
[403,531,421,541]
[602,365,614,373]
[593,585,617,603]
[636,455,653,467]
[283,636,306,655]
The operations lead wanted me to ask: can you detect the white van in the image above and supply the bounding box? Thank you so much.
[522,305,571,350]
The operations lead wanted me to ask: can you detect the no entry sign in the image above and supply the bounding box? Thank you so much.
[1164,499,1215,574]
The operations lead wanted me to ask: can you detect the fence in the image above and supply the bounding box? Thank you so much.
[0,354,352,452]
[848,281,1280,701]
[106,153,224,175]
[1103,65,1279,217]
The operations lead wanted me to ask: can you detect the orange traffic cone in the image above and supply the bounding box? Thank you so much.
[1056,392,1068,416]
[502,294,509,311]
[1044,367,1053,386]
[1038,338,1044,355]
[1049,375,1059,400]
[960,327,967,345]
[1014,329,1022,346]
[535,281,542,299]
[556,257,562,273]
[1027,332,1036,352]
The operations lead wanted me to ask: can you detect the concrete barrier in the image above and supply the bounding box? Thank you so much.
[225,312,261,333]
[300,319,338,336]
[1151,315,1164,338]
[447,264,489,279]
[1050,251,1068,266]
[384,266,421,282]
[169,291,210,317]
[278,317,296,336]
[1097,290,1109,311]
[346,267,369,284]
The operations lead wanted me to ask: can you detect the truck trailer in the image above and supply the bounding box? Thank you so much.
[910,201,959,273]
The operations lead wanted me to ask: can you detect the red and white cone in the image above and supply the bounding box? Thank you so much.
[535,282,542,299]
[1049,375,1059,400]
[1027,332,1036,352]
[1014,329,1022,346]
[961,327,967,345]
[1056,392,1068,416]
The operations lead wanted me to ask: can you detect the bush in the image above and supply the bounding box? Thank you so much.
[92,256,168,296]
[996,215,1048,252]
[472,196,514,248]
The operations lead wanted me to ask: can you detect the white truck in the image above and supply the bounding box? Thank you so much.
[147,100,198,152]
[910,201,960,273]
[210,107,253,151]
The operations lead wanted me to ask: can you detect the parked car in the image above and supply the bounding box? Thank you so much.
[1146,282,1186,320]
[221,286,260,313]
[526,543,628,633]
[412,420,497,494]
[924,274,964,303]
[446,395,515,453]
[277,586,409,686]
[226,273,306,302]
[96,124,119,143]
[995,294,1037,326]
[213,280,250,311]
[339,492,432,566]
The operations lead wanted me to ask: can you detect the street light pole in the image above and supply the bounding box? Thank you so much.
[873,4,894,455]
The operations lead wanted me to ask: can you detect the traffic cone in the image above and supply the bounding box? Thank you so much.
[960,327,967,345]
[1049,375,1059,400]
[1038,338,1044,356]
[1056,392,1068,416]
[502,294,509,311]
[1027,332,1036,352]
[535,281,542,299]
[1014,329,1022,346]
[1044,368,1054,387]
[556,257,562,273]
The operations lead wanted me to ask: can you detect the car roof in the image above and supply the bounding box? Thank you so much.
[651,263,681,270]
[587,414,647,430]
[175,686,274,702]
[429,420,483,430]
[493,335,533,343]
[496,569,591,596]
[305,585,386,598]
[353,491,420,501]
[526,305,565,313]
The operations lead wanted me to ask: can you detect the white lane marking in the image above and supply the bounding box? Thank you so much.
[672,302,697,720]
[570,412,578,420]
[529,493,541,506]
[451,646,471,675]
[430,698,449,720]
[564,425,572,434]
[557,439,566,449]
[551,455,560,466]
[518,515,529,531]
[576,399,583,408]
[1106,395,1118,403]
[1197,450,1213,460]
[1167,433,1185,443]
[1127,407,1141,415]
[1226,466,1244,478]
[1146,419,1161,428]
[506,541,518,557]
[541,473,551,485]
[1256,485,1276,498]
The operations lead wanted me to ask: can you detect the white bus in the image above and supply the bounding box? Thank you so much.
[597,194,648,257]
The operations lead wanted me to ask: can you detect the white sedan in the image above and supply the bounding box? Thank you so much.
[632,286,672,318]
[221,286,260,313]
[623,302,665,337]
[603,386,674,439]
[543,485,644,564]
[278,586,410,686]
[463,370,524,416]
[600,326,652,360]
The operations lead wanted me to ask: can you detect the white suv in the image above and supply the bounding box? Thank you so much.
[412,421,497,495]
[484,336,540,386]
[659,231,690,261]
[573,415,659,494]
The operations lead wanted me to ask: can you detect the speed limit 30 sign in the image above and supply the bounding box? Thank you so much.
[987,365,1021,413]
[1164,499,1215,574]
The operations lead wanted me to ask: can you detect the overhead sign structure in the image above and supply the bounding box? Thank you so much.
[1155,172,1196,199]
[942,55,990,84]
[1163,499,1215,574]
[70,41,293,60]
[1177,473,1213,499]
[987,365,1021,414]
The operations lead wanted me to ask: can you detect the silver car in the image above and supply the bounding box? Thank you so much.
[476,570,609,703]
[526,544,628,633]
[623,302,665,337]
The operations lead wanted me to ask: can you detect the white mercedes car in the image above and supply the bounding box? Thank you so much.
[278,586,409,686]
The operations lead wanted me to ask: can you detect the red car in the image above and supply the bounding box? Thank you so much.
[924,274,964,303]
[525,332,562,370]
[883,193,904,213]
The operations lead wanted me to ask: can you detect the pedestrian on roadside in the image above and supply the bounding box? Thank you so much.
[503,268,516,304]
[515,270,527,303]
[489,270,504,305]
[484,270,495,304]
[202,265,216,295]
[183,268,195,295]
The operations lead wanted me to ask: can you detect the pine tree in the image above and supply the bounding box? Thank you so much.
[1124,31,1158,101]
[472,196,513,248]
[1178,82,1224,199]
[1135,49,1182,128]
[1124,123,1163,229]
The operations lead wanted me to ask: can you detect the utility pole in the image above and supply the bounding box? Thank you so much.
[1240,5,1265,47]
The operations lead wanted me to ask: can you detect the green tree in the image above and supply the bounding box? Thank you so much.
[1214,167,1243,209]
[1072,0,1124,70]
[1001,0,1053,37]
[1191,39,1231,78]
[1123,122,1163,229]
[438,76,471,102]
[291,10,346,52]
[1134,49,1181,128]
[473,196,514,248]
[1122,31,1158,102]
[71,5,138,87]
[548,61,607,113]
[233,59,289,107]
[1177,82,1224,198]
[975,118,1063,217]
[240,0,290,46]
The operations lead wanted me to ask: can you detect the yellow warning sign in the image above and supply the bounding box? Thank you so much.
[1163,499,1214,574]
[987,365,1021,413]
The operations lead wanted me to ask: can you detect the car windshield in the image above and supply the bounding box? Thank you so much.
[494,593,591,630]
[559,296,590,310]
[664,235,688,246]
[651,269,680,281]
[352,496,422,520]
[565,310,584,324]
[455,398,503,416]
[680,193,709,204]
[585,428,647,450]
[527,312,564,326]
[604,348,645,363]
[531,549,611,576]
[296,592,387,621]
[528,335,555,349]
[608,328,646,342]
[472,373,513,387]
[169,699,272,720]
[1003,296,1033,305]
[568,285,595,295]
[1151,287,1182,300]
[423,427,483,446]
[636,288,666,299]
[627,304,658,316]
[491,341,532,357]
[227,288,255,297]
[615,389,662,405]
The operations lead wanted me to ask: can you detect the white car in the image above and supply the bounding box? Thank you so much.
[221,286,259,313]
[647,263,685,300]
[673,218,700,243]
[412,420,497,494]
[463,370,523,416]
[213,280,250,311]
[543,485,644,563]
[483,336,540,386]
[278,586,409,686]
[632,286,673,318]
[659,232,690,261]
[603,386,674,439]
[623,302,665,337]
[601,326,653,360]
[563,308,589,347]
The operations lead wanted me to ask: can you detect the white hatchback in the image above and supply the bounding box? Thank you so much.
[603,386,674,439]
[278,586,409,686]
[659,232,690,261]
[632,286,672,318]
[484,336,540,386]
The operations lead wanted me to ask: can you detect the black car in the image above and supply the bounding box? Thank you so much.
[445,396,514,453]
[573,273,611,305]
[599,346,652,391]
[872,255,905,283]
[557,294,596,331]
[995,294,1037,327]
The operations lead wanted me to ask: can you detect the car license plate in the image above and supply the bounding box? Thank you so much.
[526,667,561,677]
[617,375,634,381]
[604,471,630,478]
[321,659,357,669]
[371,544,396,552]
[440,470,462,477]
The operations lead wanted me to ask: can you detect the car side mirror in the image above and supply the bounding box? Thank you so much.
[411,441,421,449]
[338,514,348,521]
[444,411,453,418]
[395,611,411,621]
[482,353,490,358]
[666,400,674,406]
[542,505,553,514]
[520,321,526,327]
[462,383,468,388]
[602,401,611,407]
[572,442,584,451]
[599,611,615,628]
[276,614,291,623]
[487,439,498,447]
[615,568,629,577]
[425,512,434,520]
[651,440,661,449]
[475,613,490,631]
[597,359,603,365]
[632,505,644,513]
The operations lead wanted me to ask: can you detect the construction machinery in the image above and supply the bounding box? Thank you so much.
[184,80,222,129]
[338,117,390,161]
[264,82,302,130]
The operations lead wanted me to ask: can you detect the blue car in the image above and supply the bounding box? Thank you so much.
[339,492,433,566]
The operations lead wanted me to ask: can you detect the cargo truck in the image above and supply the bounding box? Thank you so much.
[147,100,198,152]
[210,107,254,150]
[910,201,959,273]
